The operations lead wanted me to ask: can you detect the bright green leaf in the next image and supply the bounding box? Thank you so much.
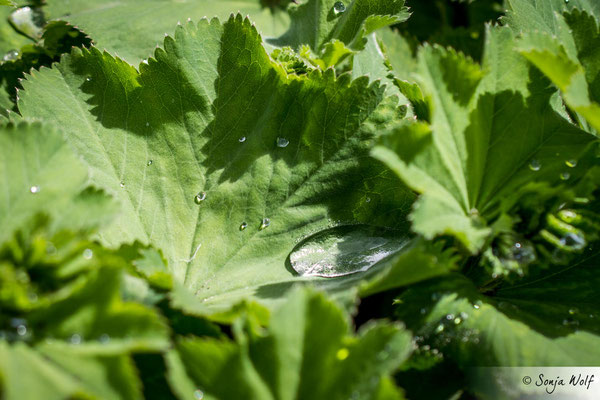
[372,26,597,253]
[170,288,412,400]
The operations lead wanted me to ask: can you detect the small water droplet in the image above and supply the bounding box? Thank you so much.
[69,333,82,345]
[420,307,427,315]
[3,49,19,61]
[529,159,541,171]
[565,0,570,3]
[560,232,586,250]
[239,222,247,231]
[16,325,27,336]
[147,160,153,166]
[83,248,93,260]
[565,159,577,168]
[260,217,270,230]
[473,303,481,310]
[120,181,125,188]
[558,210,578,223]
[86,77,92,82]
[454,317,462,325]
[333,1,346,14]
[568,308,578,315]
[239,136,246,143]
[365,197,371,203]
[446,314,455,321]
[276,137,289,148]
[194,192,206,204]
[99,334,110,344]
[145,122,150,127]
[336,348,349,360]
[562,318,578,326]
[194,390,204,400]
[560,172,571,180]
[29,186,40,194]
[435,324,445,334]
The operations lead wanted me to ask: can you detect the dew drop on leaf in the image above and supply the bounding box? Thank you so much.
[145,122,150,127]
[147,160,153,166]
[560,232,586,250]
[565,159,577,168]
[276,137,289,148]
[29,185,40,194]
[16,325,27,336]
[69,333,82,345]
[288,225,409,277]
[260,217,270,230]
[560,172,570,180]
[83,248,93,260]
[99,334,110,344]
[333,1,346,14]
[86,77,92,82]
[365,197,371,203]
[239,222,247,231]
[194,192,207,204]
[194,390,204,400]
[239,136,246,143]
[2,49,19,61]
[120,181,125,188]
[528,159,541,171]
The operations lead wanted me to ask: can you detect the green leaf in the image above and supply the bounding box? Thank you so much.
[169,288,412,400]
[0,341,141,400]
[372,25,597,253]
[0,0,15,6]
[44,0,290,65]
[395,246,600,397]
[19,16,415,309]
[518,10,600,133]
[0,122,118,244]
[271,0,410,52]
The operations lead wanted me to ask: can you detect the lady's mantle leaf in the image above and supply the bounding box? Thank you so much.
[372,26,597,253]
[19,15,414,309]
[168,288,411,400]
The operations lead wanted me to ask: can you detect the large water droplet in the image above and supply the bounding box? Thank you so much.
[29,186,40,194]
[565,159,577,168]
[333,1,346,14]
[194,390,204,400]
[3,49,19,62]
[194,192,207,204]
[260,218,270,230]
[529,159,541,171]
[276,137,289,148]
[289,225,409,277]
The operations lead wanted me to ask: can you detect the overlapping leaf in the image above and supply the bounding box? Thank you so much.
[0,122,170,400]
[43,0,290,64]
[167,288,411,400]
[272,0,409,52]
[372,25,597,253]
[395,246,600,398]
